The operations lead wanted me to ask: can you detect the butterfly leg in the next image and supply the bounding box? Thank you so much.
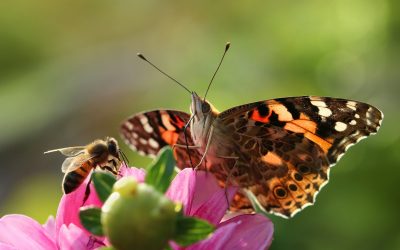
[194,126,214,169]
[214,155,239,208]
[172,144,200,149]
[183,115,196,168]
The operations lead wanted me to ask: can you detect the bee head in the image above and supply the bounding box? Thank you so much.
[106,137,119,158]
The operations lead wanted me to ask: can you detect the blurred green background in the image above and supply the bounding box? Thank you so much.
[0,0,399,249]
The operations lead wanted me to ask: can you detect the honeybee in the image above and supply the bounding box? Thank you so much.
[45,137,123,197]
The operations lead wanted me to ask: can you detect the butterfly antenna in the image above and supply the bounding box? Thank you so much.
[137,53,191,94]
[203,42,231,101]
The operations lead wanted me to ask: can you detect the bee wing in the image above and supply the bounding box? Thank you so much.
[44,146,86,157]
[61,154,92,173]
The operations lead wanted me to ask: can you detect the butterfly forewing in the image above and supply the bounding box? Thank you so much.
[219,96,383,165]
[120,110,204,169]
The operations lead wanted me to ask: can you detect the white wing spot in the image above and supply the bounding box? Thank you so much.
[132,132,138,139]
[139,138,148,145]
[334,122,347,132]
[144,123,153,133]
[355,114,360,119]
[349,120,357,125]
[125,122,134,130]
[317,107,332,117]
[138,115,153,133]
[139,115,148,125]
[366,107,373,119]
[346,101,357,111]
[310,100,327,107]
[149,138,159,149]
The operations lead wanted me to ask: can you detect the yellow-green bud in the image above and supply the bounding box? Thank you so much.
[101,177,177,250]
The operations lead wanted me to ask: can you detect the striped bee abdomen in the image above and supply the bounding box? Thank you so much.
[62,162,92,194]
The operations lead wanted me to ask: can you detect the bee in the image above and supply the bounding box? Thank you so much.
[45,137,123,198]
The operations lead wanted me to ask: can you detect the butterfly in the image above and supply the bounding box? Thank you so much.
[120,92,383,218]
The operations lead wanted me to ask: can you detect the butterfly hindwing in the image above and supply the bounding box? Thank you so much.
[120,110,204,169]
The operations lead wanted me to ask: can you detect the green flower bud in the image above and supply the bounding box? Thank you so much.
[101,177,177,250]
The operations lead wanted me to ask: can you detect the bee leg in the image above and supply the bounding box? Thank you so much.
[106,159,119,175]
[102,165,118,175]
[82,174,93,205]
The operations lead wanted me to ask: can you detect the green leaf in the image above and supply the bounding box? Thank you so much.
[79,206,104,236]
[92,171,117,202]
[145,146,176,193]
[173,216,215,246]
[244,189,270,217]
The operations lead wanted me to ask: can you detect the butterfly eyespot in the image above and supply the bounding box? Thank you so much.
[288,184,298,191]
[273,186,287,198]
[284,201,293,207]
[298,165,310,174]
[293,172,303,181]
[202,102,211,113]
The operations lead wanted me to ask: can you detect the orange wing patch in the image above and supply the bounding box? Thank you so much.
[290,120,317,134]
[160,130,179,145]
[269,104,294,121]
[303,132,332,153]
[250,108,271,123]
[261,152,284,166]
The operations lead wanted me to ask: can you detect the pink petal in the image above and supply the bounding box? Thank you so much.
[185,221,238,250]
[0,214,57,250]
[188,171,229,214]
[43,216,56,240]
[166,169,196,214]
[58,223,105,250]
[203,213,274,250]
[56,166,145,237]
[0,242,17,250]
[56,175,102,236]
[190,186,237,226]
[166,169,238,224]
[118,165,146,182]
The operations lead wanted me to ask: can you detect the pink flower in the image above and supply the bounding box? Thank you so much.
[0,215,102,250]
[165,169,274,250]
[0,165,146,250]
[56,164,146,235]
[0,165,273,249]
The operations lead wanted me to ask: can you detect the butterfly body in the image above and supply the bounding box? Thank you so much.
[121,94,382,218]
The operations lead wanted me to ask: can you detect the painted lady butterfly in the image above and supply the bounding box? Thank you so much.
[120,45,383,218]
